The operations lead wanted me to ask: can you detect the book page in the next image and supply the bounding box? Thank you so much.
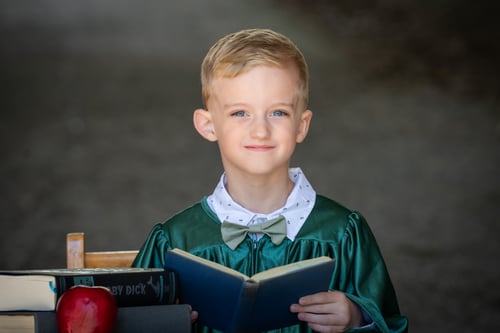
[0,314,35,333]
[1,275,57,311]
[1,268,165,275]
[249,256,333,282]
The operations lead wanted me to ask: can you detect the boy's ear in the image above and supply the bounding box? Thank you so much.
[296,109,312,143]
[193,108,217,142]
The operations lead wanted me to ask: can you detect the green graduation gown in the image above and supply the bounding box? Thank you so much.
[133,195,408,333]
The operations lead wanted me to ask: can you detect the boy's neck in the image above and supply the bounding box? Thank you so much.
[225,170,294,214]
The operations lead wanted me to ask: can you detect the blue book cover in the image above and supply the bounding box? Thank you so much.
[165,248,335,333]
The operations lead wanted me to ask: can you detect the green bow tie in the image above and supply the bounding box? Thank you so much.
[221,215,287,250]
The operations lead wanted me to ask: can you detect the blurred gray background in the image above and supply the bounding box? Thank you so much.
[1,1,499,332]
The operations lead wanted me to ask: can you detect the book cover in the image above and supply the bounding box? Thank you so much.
[114,304,191,333]
[0,305,191,333]
[0,268,177,311]
[164,248,335,333]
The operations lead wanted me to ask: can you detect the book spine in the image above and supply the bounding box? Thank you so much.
[227,281,259,333]
[56,271,177,307]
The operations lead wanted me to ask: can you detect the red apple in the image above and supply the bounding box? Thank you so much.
[56,285,117,333]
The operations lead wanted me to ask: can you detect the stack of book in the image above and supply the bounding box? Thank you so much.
[0,267,190,333]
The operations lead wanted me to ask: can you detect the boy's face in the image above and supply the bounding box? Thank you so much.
[194,65,312,178]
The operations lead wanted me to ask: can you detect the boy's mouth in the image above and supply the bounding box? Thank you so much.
[244,145,275,151]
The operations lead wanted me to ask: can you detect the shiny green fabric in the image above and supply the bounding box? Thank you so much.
[133,195,408,333]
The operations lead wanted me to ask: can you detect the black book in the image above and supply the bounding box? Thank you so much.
[0,268,177,311]
[0,305,191,333]
[114,304,191,333]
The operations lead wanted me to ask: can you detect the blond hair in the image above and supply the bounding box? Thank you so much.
[201,28,309,108]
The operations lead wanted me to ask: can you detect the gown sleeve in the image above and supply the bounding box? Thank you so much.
[132,223,170,268]
[339,212,408,333]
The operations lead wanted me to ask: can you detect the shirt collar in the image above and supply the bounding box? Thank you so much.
[206,167,316,241]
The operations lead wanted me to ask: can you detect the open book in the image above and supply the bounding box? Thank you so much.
[165,248,335,333]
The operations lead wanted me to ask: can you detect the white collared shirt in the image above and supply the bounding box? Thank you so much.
[206,167,316,241]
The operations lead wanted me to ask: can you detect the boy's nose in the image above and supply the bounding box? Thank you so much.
[249,116,271,139]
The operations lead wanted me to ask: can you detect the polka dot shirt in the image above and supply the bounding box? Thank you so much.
[206,168,316,241]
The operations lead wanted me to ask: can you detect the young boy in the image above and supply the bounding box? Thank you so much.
[133,28,408,333]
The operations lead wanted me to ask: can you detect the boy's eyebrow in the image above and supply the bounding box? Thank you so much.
[270,102,296,110]
[222,101,296,109]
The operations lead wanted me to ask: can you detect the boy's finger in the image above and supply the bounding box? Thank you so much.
[298,290,340,305]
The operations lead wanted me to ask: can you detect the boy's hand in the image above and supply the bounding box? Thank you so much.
[188,305,199,323]
[290,291,363,333]
[177,299,198,323]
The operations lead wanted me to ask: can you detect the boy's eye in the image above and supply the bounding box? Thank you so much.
[271,110,288,117]
[231,110,246,117]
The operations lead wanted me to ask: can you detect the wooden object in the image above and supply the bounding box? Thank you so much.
[66,232,139,268]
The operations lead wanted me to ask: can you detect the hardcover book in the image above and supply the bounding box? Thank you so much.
[165,248,335,333]
[0,268,177,311]
[0,305,191,333]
